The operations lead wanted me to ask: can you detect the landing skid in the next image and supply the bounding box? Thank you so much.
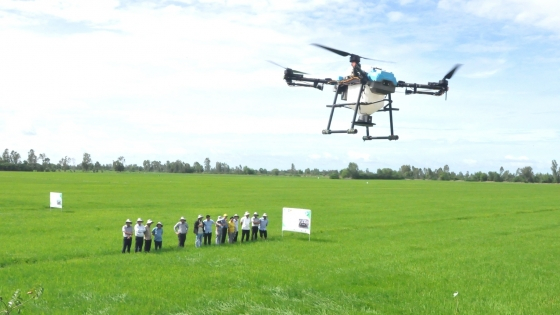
[322,84,399,141]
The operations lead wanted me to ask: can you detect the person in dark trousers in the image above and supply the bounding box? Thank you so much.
[233,214,239,242]
[122,219,133,253]
[134,218,146,252]
[152,222,163,250]
[174,217,188,247]
[251,212,260,241]
[202,215,214,245]
[240,212,251,242]
[220,214,229,244]
[144,219,153,252]
[193,215,205,248]
[259,213,268,240]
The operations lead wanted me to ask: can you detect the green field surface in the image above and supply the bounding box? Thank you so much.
[1,172,559,314]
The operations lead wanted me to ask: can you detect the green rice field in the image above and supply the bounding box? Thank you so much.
[1,172,559,314]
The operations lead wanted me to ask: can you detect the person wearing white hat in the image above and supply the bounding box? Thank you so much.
[251,212,260,241]
[174,216,189,247]
[240,212,251,242]
[202,215,214,246]
[215,216,223,245]
[220,213,229,244]
[259,213,269,240]
[134,218,146,252]
[152,222,164,251]
[121,219,133,253]
[193,215,205,248]
[144,219,153,252]
[233,214,239,243]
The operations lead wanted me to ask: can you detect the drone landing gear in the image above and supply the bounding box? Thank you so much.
[323,84,399,141]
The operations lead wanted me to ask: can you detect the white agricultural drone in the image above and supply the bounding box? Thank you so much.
[269,44,461,141]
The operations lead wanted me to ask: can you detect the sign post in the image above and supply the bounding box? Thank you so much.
[281,207,311,241]
[50,192,62,210]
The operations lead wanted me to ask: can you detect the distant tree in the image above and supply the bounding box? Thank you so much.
[517,166,534,183]
[347,162,360,179]
[93,161,101,172]
[551,160,558,183]
[27,149,37,165]
[38,153,46,165]
[340,168,350,178]
[443,164,450,173]
[329,170,340,179]
[113,156,125,172]
[290,163,296,175]
[499,166,504,176]
[193,161,203,173]
[10,150,21,164]
[81,153,92,171]
[1,148,9,162]
[143,160,151,172]
[204,158,211,172]
[58,156,70,171]
[271,168,279,176]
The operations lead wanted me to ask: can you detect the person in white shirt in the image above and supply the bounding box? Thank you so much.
[251,212,260,241]
[233,214,239,243]
[174,217,188,247]
[134,218,146,252]
[240,212,251,242]
[215,216,223,245]
[259,213,269,240]
[121,219,133,253]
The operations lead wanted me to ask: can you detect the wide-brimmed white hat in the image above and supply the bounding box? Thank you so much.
[137,218,143,222]
[234,214,239,217]
[263,213,268,217]
[180,216,186,221]
[218,216,223,220]
[157,222,163,226]
[244,211,250,215]
[147,219,153,224]
[198,215,203,219]
[125,219,132,223]
[253,212,258,215]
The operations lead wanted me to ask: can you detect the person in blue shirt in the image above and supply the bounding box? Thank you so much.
[259,213,269,240]
[152,222,164,251]
[202,215,214,246]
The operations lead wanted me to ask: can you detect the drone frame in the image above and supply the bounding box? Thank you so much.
[281,66,456,141]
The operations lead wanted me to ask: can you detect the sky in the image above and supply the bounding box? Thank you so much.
[0,0,559,173]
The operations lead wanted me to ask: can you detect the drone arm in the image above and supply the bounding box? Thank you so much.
[284,71,337,90]
[397,81,447,96]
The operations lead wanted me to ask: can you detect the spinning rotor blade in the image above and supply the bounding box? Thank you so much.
[311,43,350,57]
[311,43,395,64]
[267,60,308,74]
[443,64,462,80]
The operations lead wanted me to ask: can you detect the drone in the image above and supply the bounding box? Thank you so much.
[269,44,461,141]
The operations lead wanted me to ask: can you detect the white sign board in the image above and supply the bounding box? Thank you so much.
[282,207,311,235]
[50,192,62,209]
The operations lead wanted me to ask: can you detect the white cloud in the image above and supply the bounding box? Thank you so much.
[438,0,560,34]
[463,159,477,165]
[505,155,529,161]
[348,151,371,162]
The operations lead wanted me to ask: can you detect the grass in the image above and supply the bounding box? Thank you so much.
[0,171,559,314]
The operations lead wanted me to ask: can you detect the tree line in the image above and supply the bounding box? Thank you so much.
[1,148,558,184]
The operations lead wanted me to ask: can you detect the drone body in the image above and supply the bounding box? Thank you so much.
[270,44,461,141]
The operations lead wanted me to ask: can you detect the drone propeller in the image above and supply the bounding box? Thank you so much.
[443,64,462,80]
[267,60,308,74]
[311,43,395,64]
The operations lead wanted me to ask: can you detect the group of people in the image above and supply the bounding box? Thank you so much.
[121,211,268,253]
